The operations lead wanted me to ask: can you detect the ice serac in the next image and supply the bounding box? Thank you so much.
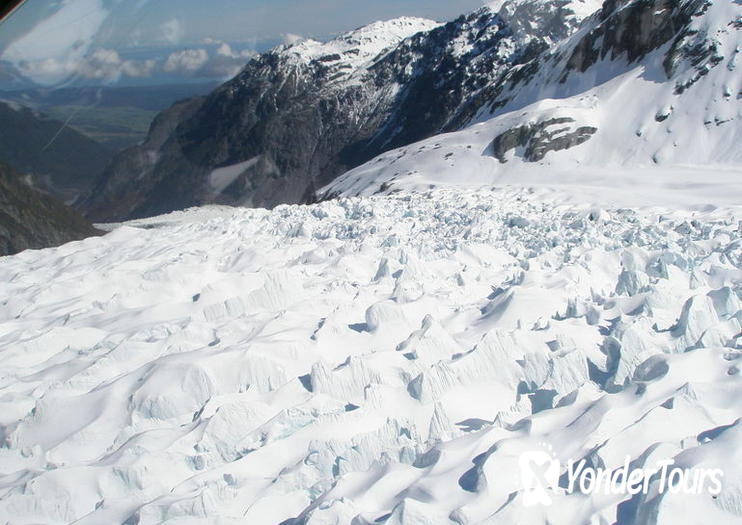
[1,185,739,524]
[322,0,741,199]
[83,2,601,221]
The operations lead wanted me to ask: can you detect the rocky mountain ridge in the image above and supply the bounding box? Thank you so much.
[322,0,741,198]
[83,0,602,221]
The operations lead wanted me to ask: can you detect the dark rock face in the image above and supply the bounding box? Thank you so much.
[0,102,112,203]
[491,118,598,163]
[83,2,596,221]
[82,97,206,221]
[356,2,588,155]
[0,163,100,256]
[563,0,707,73]
[480,0,720,118]
[663,1,726,94]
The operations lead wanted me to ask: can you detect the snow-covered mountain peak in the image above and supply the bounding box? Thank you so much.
[480,0,604,32]
[484,0,603,16]
[322,0,741,200]
[337,16,442,44]
[279,16,440,70]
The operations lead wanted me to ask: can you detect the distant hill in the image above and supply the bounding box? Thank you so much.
[0,162,100,256]
[0,83,220,111]
[0,83,220,151]
[0,101,113,202]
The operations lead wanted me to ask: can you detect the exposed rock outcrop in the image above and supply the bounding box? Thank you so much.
[490,117,598,162]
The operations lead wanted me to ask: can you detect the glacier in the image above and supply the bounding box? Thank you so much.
[1,1,741,523]
[0,184,739,524]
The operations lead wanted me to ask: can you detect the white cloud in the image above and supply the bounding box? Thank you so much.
[216,42,234,57]
[16,48,156,84]
[162,45,253,80]
[1,0,111,84]
[215,42,253,59]
[282,33,305,46]
[13,44,254,85]
[2,0,109,64]
[203,44,254,79]
[163,49,209,74]
[16,58,75,81]
[9,38,254,85]
[160,18,185,45]
[77,48,156,80]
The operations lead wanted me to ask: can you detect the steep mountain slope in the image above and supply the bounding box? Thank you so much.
[323,0,742,198]
[0,162,100,255]
[0,101,112,203]
[83,1,602,221]
[0,186,739,524]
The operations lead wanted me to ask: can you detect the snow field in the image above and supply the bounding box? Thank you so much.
[0,187,739,524]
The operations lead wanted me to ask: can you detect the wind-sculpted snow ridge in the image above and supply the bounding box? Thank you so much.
[0,188,740,524]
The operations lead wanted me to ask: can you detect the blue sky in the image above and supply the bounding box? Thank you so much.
[1,0,487,52]
[0,0,485,87]
[130,0,486,43]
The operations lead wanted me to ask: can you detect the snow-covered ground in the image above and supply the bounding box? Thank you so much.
[1,1,738,522]
[0,184,740,524]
